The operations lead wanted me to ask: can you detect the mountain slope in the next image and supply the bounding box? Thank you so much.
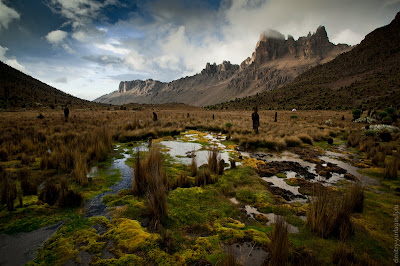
[95,26,351,106]
[0,61,92,108]
[212,12,400,110]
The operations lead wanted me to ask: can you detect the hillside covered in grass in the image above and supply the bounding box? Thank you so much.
[0,61,95,109]
[210,12,400,111]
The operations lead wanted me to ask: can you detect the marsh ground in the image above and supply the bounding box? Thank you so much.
[0,107,399,265]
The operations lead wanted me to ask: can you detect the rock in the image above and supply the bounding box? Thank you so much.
[94,26,351,107]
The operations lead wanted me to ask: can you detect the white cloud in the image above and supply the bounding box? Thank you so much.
[72,30,87,42]
[124,50,147,70]
[96,43,130,55]
[0,45,26,72]
[46,30,68,44]
[331,29,365,45]
[0,0,20,30]
[62,43,74,54]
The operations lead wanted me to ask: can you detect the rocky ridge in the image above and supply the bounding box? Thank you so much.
[95,26,351,106]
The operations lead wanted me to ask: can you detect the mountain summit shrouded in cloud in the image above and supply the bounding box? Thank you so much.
[0,0,399,100]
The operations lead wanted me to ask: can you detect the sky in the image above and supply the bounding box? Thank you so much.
[0,0,399,100]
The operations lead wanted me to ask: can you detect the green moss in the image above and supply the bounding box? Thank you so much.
[276,173,287,178]
[105,218,159,253]
[167,187,237,228]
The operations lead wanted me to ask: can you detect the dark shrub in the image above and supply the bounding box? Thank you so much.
[382,116,393,125]
[59,189,83,208]
[0,171,17,211]
[18,169,37,196]
[0,148,8,162]
[379,132,392,142]
[378,111,388,120]
[352,109,361,120]
[39,179,59,206]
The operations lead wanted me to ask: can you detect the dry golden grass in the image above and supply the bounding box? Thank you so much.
[269,216,289,266]
[0,107,394,211]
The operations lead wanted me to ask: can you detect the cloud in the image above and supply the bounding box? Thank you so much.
[62,43,74,54]
[47,0,111,28]
[82,54,122,65]
[72,30,87,42]
[46,30,68,44]
[124,50,147,70]
[96,43,130,55]
[0,0,20,30]
[54,77,67,83]
[0,45,26,72]
[331,29,365,45]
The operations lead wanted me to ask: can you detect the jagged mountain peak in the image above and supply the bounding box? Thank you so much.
[95,25,352,106]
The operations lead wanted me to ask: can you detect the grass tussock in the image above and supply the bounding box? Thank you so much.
[132,145,168,230]
[18,168,37,196]
[0,169,17,211]
[208,147,219,174]
[171,172,189,190]
[332,242,355,265]
[190,155,197,177]
[269,216,289,266]
[384,156,399,179]
[195,168,216,187]
[73,153,88,186]
[39,179,59,206]
[306,185,365,239]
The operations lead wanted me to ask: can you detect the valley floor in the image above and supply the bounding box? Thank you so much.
[0,108,399,265]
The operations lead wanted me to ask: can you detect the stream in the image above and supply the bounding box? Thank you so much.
[85,145,146,218]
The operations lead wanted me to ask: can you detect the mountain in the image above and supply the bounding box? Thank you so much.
[95,26,351,106]
[211,12,400,111]
[0,61,93,109]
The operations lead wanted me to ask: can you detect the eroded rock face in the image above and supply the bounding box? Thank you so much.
[118,79,166,95]
[95,26,352,106]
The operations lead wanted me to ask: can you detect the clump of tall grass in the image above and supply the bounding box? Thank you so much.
[59,188,83,208]
[190,154,197,177]
[0,148,8,162]
[306,184,364,239]
[332,242,355,265]
[39,179,59,206]
[269,216,289,266]
[208,147,219,174]
[195,168,215,187]
[133,151,146,196]
[285,137,301,147]
[73,153,88,186]
[0,168,17,211]
[347,131,361,147]
[171,172,189,190]
[346,183,364,213]
[384,156,399,179]
[298,134,313,145]
[217,159,225,175]
[21,153,34,166]
[132,145,168,231]
[221,247,239,266]
[18,168,37,196]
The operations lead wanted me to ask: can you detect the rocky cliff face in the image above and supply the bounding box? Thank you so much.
[214,12,400,110]
[95,26,352,106]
